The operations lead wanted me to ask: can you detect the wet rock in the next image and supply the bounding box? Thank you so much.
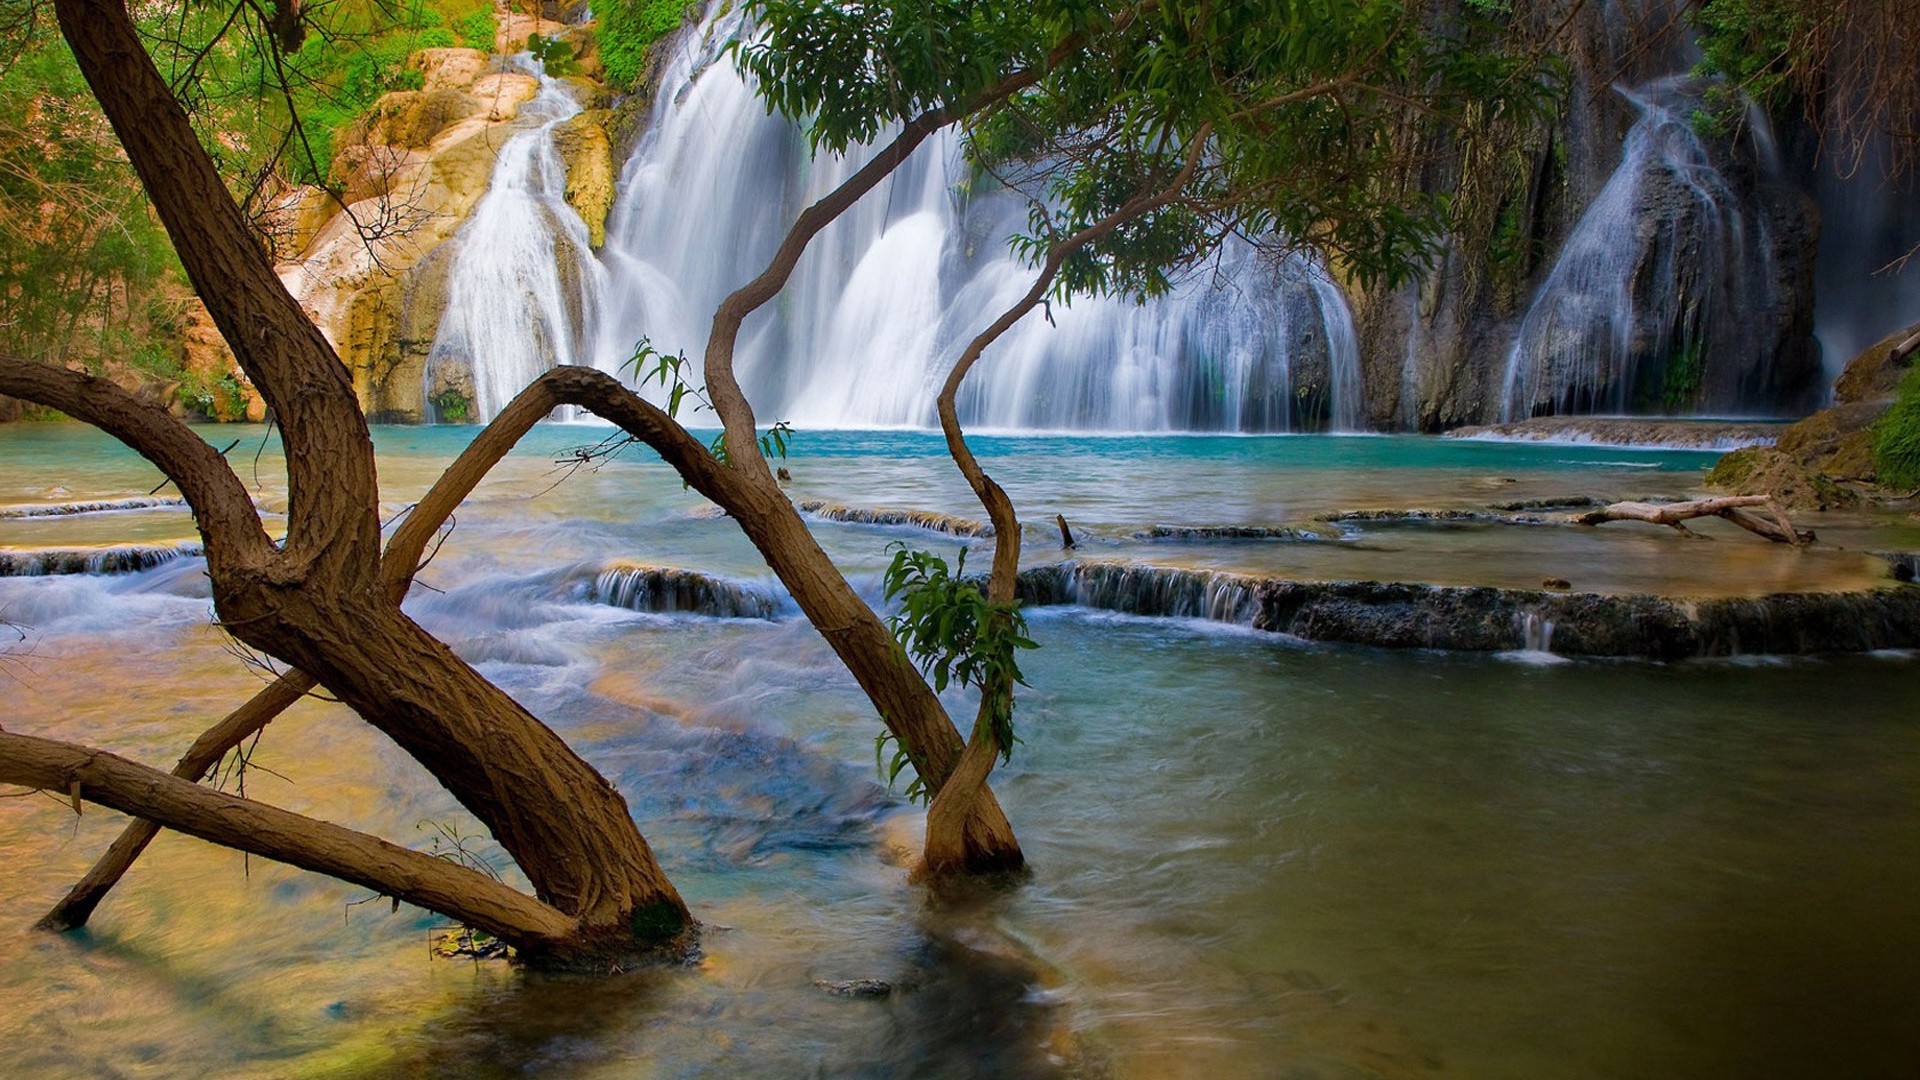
[1543,577,1572,589]
[551,109,615,247]
[470,73,542,123]
[1015,562,1920,658]
[796,500,991,538]
[1448,416,1788,450]
[0,543,203,577]
[813,978,893,999]
[1131,524,1320,541]
[588,563,782,619]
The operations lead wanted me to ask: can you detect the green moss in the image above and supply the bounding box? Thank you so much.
[454,11,496,50]
[598,0,697,90]
[1662,338,1706,412]
[429,388,471,424]
[1874,369,1920,489]
[627,897,690,944]
[175,371,252,422]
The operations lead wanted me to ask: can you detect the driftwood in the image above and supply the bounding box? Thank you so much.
[1572,495,1813,545]
[1055,514,1076,549]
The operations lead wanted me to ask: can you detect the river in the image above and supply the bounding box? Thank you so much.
[1,422,1916,1078]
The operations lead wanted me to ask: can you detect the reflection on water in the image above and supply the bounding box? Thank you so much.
[1,423,1917,1077]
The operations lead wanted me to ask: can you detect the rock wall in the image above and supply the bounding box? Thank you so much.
[274,23,617,422]
[1354,0,1824,430]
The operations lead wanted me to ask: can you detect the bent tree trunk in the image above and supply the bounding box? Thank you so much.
[22,0,695,965]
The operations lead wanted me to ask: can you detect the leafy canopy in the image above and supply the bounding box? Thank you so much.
[738,0,1555,300]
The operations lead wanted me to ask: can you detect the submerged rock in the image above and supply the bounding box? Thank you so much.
[796,501,991,538]
[1448,416,1787,450]
[0,542,203,577]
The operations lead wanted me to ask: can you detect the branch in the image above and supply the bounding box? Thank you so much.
[1572,496,1814,544]
[1,731,578,947]
[39,365,729,929]
[55,0,382,587]
[698,8,1147,466]
[920,128,1213,875]
[0,356,272,571]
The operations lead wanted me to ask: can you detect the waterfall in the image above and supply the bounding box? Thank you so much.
[1500,80,1782,421]
[424,63,606,422]
[423,6,1364,431]
[1811,143,1920,382]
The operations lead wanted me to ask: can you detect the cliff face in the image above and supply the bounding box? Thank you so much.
[1355,0,1825,430]
[284,1,1853,431]
[274,16,616,422]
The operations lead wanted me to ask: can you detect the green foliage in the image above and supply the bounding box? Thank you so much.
[874,729,928,804]
[526,34,579,77]
[599,0,698,89]
[1691,0,1811,126]
[176,370,252,422]
[0,14,181,366]
[430,388,472,424]
[737,0,1554,303]
[1874,369,1920,490]
[455,11,498,50]
[881,545,1037,766]
[626,336,794,465]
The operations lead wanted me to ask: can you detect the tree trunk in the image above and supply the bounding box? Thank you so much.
[1,732,580,950]
[33,0,695,966]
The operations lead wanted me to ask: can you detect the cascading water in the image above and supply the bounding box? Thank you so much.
[438,7,1363,431]
[1500,80,1787,421]
[423,63,606,422]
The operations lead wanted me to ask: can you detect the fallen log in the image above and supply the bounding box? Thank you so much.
[1572,495,1813,544]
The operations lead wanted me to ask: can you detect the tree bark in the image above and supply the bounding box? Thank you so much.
[26,0,695,965]
[39,376,629,930]
[918,131,1211,876]
[1,732,579,949]
[1572,495,1813,544]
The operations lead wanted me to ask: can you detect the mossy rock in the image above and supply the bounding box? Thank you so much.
[365,89,486,149]
[1704,446,1861,510]
[552,109,615,248]
[1835,320,1920,405]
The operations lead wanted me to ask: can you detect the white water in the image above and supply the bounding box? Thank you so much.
[1500,81,1775,421]
[433,10,1362,431]
[425,65,607,421]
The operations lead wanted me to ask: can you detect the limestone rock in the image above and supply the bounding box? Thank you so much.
[551,109,615,247]
[1774,401,1886,481]
[409,47,491,92]
[1704,445,1860,510]
[255,184,346,261]
[363,89,486,149]
[1834,319,1920,405]
[496,13,572,53]
[469,73,542,122]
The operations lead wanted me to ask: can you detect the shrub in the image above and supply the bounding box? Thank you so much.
[1874,369,1920,489]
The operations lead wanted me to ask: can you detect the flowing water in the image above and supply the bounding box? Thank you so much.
[1501,81,1783,421]
[436,9,1364,432]
[2,422,1918,1077]
[425,71,607,421]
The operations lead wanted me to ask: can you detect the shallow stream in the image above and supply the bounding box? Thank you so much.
[2,424,1916,1078]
